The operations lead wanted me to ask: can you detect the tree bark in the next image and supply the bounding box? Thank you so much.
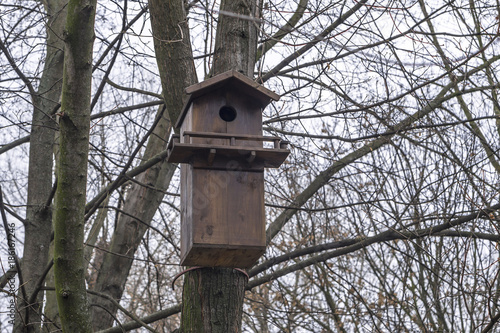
[181,268,248,333]
[90,0,197,330]
[180,1,259,332]
[13,1,66,332]
[211,0,259,76]
[52,0,97,332]
[90,143,177,330]
[148,0,197,126]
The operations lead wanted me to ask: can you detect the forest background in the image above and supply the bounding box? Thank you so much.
[1,0,500,332]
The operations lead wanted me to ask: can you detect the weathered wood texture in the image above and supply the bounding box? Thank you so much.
[172,70,288,268]
[180,168,265,268]
[176,70,279,128]
[167,135,289,170]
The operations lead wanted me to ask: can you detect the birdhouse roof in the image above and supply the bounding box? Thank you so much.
[175,70,280,128]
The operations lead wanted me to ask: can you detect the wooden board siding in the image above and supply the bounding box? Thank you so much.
[180,169,266,268]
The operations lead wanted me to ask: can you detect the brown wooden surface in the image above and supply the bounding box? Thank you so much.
[227,171,265,246]
[224,88,262,147]
[185,70,280,102]
[184,88,263,146]
[191,154,265,172]
[175,71,289,268]
[180,164,193,259]
[190,93,228,145]
[182,131,281,143]
[180,103,192,142]
[167,142,289,168]
[191,169,229,246]
[182,131,282,141]
[180,245,266,268]
[180,168,266,268]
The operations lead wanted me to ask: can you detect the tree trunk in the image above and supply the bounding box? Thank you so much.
[52,1,97,332]
[181,268,248,333]
[180,0,260,332]
[90,147,176,330]
[211,0,259,76]
[92,0,259,330]
[90,0,197,329]
[13,1,66,332]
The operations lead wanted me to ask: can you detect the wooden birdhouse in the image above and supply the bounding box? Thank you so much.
[167,70,289,268]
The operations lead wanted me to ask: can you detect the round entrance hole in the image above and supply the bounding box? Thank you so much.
[219,106,237,122]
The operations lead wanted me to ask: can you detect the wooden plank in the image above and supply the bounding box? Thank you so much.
[167,142,290,168]
[180,104,192,143]
[190,94,227,146]
[180,245,266,268]
[191,154,265,172]
[185,70,280,102]
[180,169,266,267]
[191,169,229,246]
[182,131,280,141]
[225,89,262,148]
[180,164,193,261]
[227,171,265,247]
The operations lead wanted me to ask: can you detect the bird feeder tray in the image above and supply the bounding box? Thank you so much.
[167,131,290,170]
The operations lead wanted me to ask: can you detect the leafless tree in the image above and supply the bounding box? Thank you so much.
[1,0,500,332]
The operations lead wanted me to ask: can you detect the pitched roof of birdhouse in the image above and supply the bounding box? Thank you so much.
[175,70,280,128]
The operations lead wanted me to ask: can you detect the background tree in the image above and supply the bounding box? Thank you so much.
[2,0,500,332]
[51,0,97,331]
[0,0,66,331]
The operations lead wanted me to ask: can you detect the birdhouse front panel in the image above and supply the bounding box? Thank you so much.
[221,87,263,146]
[181,86,264,148]
[180,92,227,147]
[180,166,266,268]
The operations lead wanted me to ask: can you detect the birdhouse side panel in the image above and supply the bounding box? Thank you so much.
[180,164,193,260]
[180,104,192,143]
